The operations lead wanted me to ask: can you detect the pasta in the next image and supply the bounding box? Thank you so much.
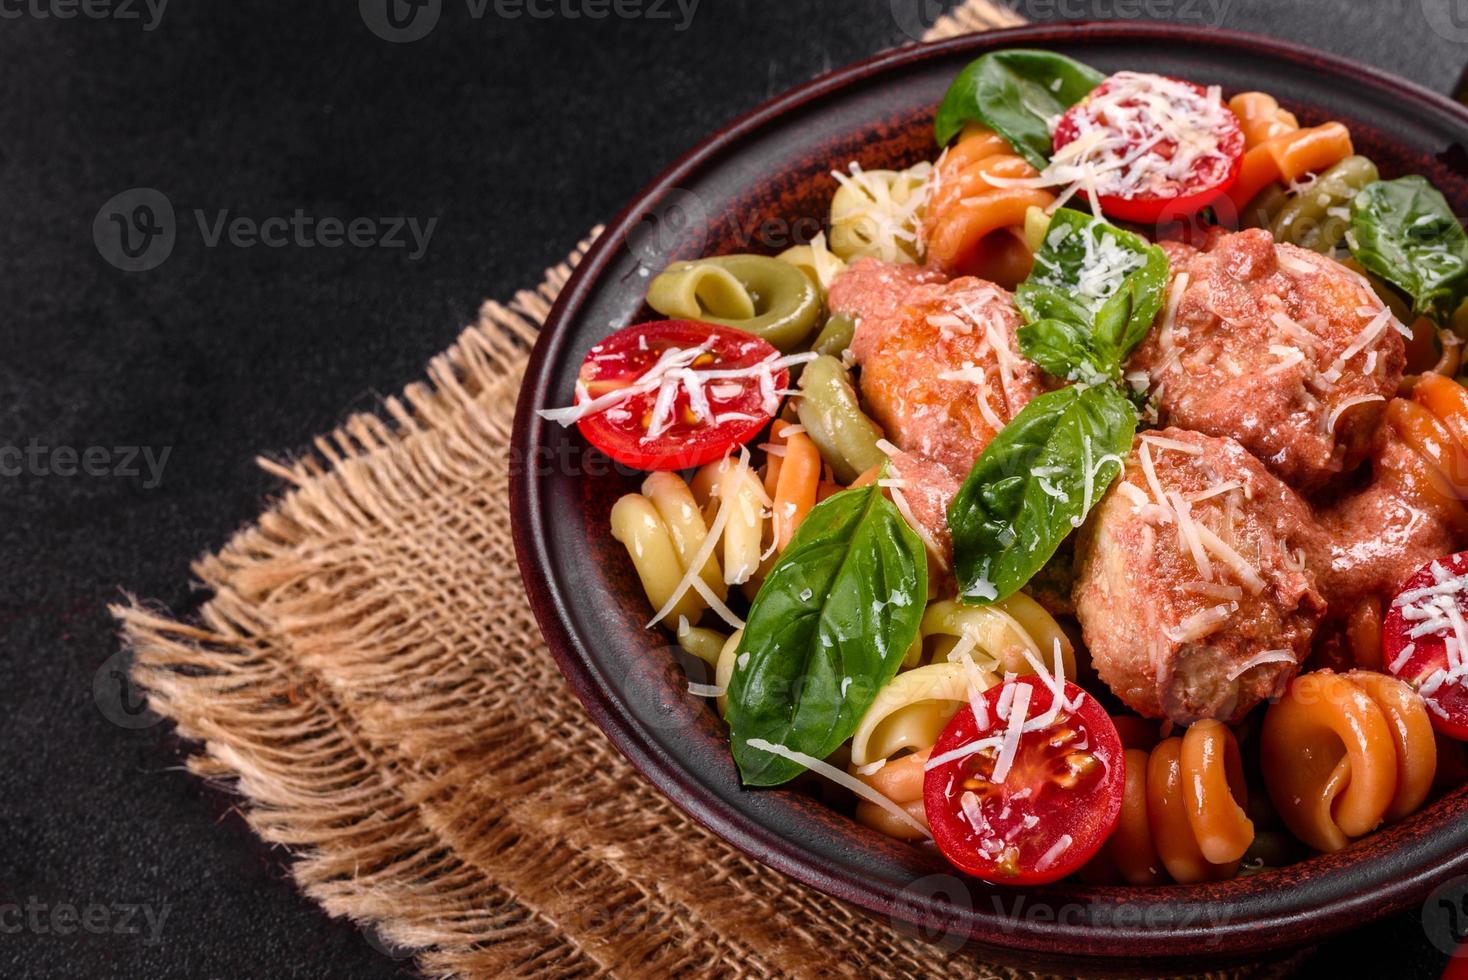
[849,661,990,767]
[1379,374,1468,530]
[809,313,856,357]
[1224,90,1354,218]
[610,494,707,625]
[676,618,729,666]
[852,749,931,841]
[827,161,931,263]
[765,419,821,552]
[917,595,1076,679]
[1095,720,1253,884]
[923,123,1055,284]
[792,354,887,483]
[1268,155,1378,253]
[1261,670,1435,851]
[546,53,1468,889]
[645,254,823,351]
[776,231,846,294]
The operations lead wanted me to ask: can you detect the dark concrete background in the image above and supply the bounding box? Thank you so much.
[2,1,1466,977]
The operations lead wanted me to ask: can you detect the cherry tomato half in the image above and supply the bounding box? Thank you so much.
[1383,552,1468,741]
[570,319,787,471]
[923,675,1124,885]
[1052,72,1244,225]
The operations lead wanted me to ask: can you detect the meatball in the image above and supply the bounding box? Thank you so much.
[1128,229,1405,492]
[1074,428,1326,724]
[828,257,946,352]
[1310,436,1466,608]
[830,258,1046,476]
[884,449,961,567]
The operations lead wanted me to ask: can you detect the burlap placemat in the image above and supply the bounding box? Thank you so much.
[112,4,1302,977]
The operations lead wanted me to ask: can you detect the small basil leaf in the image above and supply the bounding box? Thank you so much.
[1016,318,1111,384]
[948,384,1136,605]
[934,50,1104,168]
[728,483,927,786]
[1015,208,1169,382]
[1348,175,1468,322]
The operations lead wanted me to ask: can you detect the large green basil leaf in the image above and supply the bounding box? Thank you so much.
[728,483,927,786]
[1015,208,1169,383]
[948,384,1136,606]
[1348,175,1468,322]
[934,50,1104,168]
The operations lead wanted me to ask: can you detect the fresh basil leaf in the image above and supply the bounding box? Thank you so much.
[1014,318,1106,382]
[1349,175,1468,322]
[1015,208,1169,383]
[948,383,1136,606]
[728,483,927,786]
[934,50,1104,168]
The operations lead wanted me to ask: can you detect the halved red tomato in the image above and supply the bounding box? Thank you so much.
[552,319,788,471]
[1383,552,1468,741]
[1052,72,1245,225]
[923,674,1124,885]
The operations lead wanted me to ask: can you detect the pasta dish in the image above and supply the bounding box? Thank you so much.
[539,50,1468,886]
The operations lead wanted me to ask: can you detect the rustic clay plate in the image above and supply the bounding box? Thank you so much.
[510,22,1468,973]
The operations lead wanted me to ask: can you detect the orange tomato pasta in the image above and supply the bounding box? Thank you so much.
[1260,670,1435,851]
[1093,720,1253,884]
[923,123,1054,285]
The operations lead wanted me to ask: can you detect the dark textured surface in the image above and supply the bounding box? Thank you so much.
[2,1,1465,978]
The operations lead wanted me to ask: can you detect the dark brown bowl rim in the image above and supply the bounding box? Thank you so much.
[510,20,1468,963]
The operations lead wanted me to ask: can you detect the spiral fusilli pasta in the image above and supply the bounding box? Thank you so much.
[923,123,1054,284]
[1225,91,1354,219]
[1261,669,1436,851]
[1094,719,1254,884]
[1379,374,1468,531]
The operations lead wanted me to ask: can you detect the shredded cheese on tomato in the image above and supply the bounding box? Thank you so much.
[983,72,1236,204]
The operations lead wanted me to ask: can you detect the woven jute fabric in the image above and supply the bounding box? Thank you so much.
[113,4,1301,978]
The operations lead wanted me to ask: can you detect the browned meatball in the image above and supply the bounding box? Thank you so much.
[829,258,1046,476]
[1074,427,1325,724]
[1128,230,1405,492]
[1310,435,1466,608]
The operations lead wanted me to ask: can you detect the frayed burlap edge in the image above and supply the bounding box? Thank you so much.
[112,4,1310,978]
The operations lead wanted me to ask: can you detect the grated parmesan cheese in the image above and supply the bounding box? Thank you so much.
[745,737,930,838]
[1225,649,1296,681]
